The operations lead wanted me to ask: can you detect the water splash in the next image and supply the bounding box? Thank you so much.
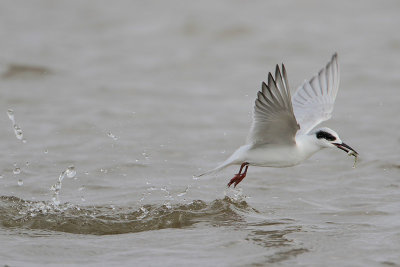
[65,166,76,178]
[50,166,76,206]
[13,167,21,175]
[13,125,24,140]
[107,132,118,141]
[7,109,15,122]
[0,195,257,235]
[7,109,25,142]
[177,186,190,197]
[224,187,249,203]
[17,179,23,186]
[161,186,174,200]
[142,151,150,160]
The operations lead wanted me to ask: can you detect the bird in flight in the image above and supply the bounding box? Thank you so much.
[199,53,358,187]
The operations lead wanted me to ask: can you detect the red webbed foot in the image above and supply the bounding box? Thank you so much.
[227,163,249,188]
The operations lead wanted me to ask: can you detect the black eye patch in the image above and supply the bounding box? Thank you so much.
[316,131,336,141]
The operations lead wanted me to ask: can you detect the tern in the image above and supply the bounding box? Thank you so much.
[199,53,358,187]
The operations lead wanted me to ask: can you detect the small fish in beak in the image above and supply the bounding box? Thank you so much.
[334,142,358,168]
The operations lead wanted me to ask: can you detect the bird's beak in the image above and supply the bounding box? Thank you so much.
[333,142,358,156]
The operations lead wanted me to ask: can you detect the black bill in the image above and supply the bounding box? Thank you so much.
[334,142,358,155]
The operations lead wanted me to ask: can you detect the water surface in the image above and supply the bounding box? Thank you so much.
[1,1,400,266]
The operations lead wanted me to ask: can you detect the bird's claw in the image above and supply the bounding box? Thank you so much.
[227,173,246,188]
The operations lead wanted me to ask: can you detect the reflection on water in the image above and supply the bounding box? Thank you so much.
[246,221,308,264]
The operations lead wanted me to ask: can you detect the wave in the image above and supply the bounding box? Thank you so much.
[0,195,256,235]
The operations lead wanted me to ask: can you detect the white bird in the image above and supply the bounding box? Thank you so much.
[199,53,358,187]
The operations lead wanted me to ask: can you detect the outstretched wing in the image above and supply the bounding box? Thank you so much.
[247,64,300,145]
[292,53,340,135]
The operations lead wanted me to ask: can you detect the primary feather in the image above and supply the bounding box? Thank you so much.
[247,64,299,145]
[292,53,340,135]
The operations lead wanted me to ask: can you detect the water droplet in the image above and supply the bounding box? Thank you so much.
[192,175,199,180]
[17,179,23,186]
[107,132,118,141]
[7,109,15,122]
[25,161,30,166]
[177,186,189,197]
[44,149,48,154]
[22,139,27,143]
[78,185,85,191]
[54,181,62,190]
[58,171,65,182]
[13,124,23,140]
[160,186,168,192]
[142,151,150,160]
[65,166,76,178]
[0,174,3,179]
[13,167,21,175]
[137,206,148,219]
[81,196,85,202]
[52,196,60,206]
[7,109,25,142]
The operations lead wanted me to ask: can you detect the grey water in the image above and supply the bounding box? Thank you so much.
[1,1,400,266]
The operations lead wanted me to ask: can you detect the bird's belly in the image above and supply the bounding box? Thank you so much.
[244,146,303,167]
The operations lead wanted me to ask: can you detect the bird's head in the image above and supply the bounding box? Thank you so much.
[313,127,358,155]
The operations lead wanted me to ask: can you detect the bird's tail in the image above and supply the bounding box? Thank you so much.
[195,160,234,178]
[195,145,248,178]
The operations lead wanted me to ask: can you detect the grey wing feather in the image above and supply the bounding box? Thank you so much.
[292,53,340,135]
[247,64,300,145]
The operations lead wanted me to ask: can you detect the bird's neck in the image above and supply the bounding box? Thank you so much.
[295,134,323,160]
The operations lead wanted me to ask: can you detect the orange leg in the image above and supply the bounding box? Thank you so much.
[227,162,249,188]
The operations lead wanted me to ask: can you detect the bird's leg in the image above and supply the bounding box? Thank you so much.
[227,162,249,188]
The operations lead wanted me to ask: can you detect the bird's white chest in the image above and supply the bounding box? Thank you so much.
[239,137,321,167]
